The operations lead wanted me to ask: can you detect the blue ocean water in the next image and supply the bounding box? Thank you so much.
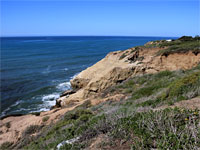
[0,36,175,116]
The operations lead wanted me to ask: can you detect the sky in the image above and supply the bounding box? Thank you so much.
[1,0,199,37]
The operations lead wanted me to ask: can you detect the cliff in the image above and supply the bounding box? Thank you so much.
[58,37,200,107]
[1,36,200,149]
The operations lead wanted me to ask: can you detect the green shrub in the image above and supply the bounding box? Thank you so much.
[21,58,200,149]
[42,116,50,122]
[178,36,193,41]
[110,108,200,150]
[157,39,200,56]
[154,70,173,78]
[75,100,91,109]
[161,71,200,104]
[5,122,11,128]
[30,112,40,116]
[24,109,95,149]
[23,125,42,136]
[132,85,159,99]
[64,109,93,121]
[0,142,13,150]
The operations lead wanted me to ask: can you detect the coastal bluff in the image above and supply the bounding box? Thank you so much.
[1,36,200,148]
[58,38,200,107]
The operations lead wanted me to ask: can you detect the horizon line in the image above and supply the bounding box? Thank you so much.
[0,35,180,38]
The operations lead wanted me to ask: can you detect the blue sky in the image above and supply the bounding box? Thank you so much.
[1,0,199,37]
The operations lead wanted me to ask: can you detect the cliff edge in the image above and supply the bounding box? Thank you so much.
[1,36,200,149]
[58,36,200,107]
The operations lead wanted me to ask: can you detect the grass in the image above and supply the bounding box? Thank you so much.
[10,106,200,150]
[161,71,200,103]
[2,37,200,150]
[23,125,42,136]
[110,108,200,150]
[9,64,200,149]
[6,65,200,150]
[114,65,200,108]
[0,142,13,150]
[157,36,200,56]
[116,70,176,100]
[22,109,101,149]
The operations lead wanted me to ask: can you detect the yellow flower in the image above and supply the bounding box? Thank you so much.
[193,112,198,115]
[185,118,189,121]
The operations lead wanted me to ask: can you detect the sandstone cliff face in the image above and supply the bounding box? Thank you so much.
[59,43,200,107]
[1,39,199,147]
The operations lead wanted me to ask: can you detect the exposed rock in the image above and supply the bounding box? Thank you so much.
[58,44,200,107]
[0,106,80,145]
[71,78,89,90]
[127,50,139,62]
[2,40,199,147]
[60,89,76,97]
[51,99,62,109]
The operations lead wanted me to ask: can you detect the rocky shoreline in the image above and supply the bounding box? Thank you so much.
[1,36,200,147]
[57,39,200,108]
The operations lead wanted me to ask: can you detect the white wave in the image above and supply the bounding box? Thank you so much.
[0,100,24,117]
[41,93,59,109]
[42,93,60,101]
[46,100,56,106]
[12,100,24,107]
[56,82,71,91]
[38,107,50,112]
[1,107,11,117]
[30,107,49,113]
[13,108,32,113]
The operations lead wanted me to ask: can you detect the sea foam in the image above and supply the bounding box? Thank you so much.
[56,82,71,91]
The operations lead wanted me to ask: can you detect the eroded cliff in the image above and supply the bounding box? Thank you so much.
[58,38,200,107]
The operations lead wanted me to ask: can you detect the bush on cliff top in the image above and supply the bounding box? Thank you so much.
[161,71,200,102]
[157,36,200,56]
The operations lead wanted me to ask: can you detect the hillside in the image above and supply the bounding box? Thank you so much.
[57,36,200,107]
[0,36,200,150]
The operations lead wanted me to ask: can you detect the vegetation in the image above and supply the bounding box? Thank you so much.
[161,71,200,103]
[30,112,41,116]
[22,109,103,149]
[157,36,200,56]
[18,64,199,149]
[0,142,13,150]
[23,125,42,136]
[2,37,200,150]
[42,116,50,122]
[5,122,11,128]
[112,108,200,149]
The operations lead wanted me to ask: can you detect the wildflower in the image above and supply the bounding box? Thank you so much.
[193,112,198,115]
[185,118,189,121]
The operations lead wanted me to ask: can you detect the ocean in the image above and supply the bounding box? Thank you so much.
[0,36,175,116]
